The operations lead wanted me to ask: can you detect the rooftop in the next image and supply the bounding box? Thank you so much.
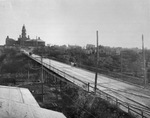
[0,85,66,118]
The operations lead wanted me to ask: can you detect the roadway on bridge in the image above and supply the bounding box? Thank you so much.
[31,54,150,112]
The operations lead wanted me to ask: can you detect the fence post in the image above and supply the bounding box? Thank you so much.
[106,95,108,101]
[99,91,101,98]
[87,82,90,92]
[128,104,130,114]
[64,71,65,78]
[116,98,118,107]
[141,110,144,118]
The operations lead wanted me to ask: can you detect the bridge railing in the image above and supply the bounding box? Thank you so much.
[27,54,150,118]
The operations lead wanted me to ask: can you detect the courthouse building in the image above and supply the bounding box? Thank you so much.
[5,25,45,47]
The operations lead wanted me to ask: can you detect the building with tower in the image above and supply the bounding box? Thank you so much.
[5,25,45,47]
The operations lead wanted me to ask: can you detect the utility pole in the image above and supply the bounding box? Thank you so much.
[49,50,51,69]
[142,34,147,86]
[120,50,123,79]
[41,55,44,102]
[94,31,99,93]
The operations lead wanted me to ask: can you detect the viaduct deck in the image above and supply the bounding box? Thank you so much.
[24,51,150,118]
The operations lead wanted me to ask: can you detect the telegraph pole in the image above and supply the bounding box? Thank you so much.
[142,34,147,86]
[120,50,123,79]
[94,31,99,93]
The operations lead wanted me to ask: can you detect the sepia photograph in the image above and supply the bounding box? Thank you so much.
[0,0,150,118]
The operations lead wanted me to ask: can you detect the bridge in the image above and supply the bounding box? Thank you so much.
[23,50,150,118]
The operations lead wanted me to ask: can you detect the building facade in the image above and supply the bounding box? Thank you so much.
[5,25,45,47]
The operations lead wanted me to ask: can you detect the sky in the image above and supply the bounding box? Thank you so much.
[0,0,149,48]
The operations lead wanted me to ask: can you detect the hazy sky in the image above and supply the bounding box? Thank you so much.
[0,0,149,48]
